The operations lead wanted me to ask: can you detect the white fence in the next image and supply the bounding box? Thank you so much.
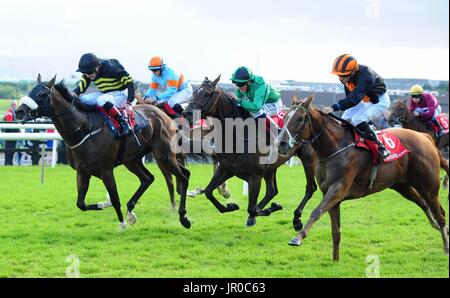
[0,122,61,168]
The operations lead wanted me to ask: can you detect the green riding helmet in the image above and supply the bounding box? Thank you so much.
[231,66,255,83]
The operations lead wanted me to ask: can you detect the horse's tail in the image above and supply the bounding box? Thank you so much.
[435,138,449,194]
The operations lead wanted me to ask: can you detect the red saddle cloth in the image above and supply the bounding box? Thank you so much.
[354,130,410,165]
[435,115,449,134]
[98,107,136,129]
[266,112,285,129]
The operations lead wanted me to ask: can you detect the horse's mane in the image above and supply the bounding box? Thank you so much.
[53,81,73,102]
[53,81,95,111]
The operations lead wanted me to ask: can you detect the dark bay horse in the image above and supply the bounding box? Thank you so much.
[182,76,318,229]
[278,95,449,261]
[388,98,449,152]
[134,92,231,199]
[15,75,192,230]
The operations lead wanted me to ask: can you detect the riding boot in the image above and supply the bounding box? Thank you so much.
[163,102,180,119]
[431,117,445,138]
[172,103,184,116]
[104,102,130,136]
[356,121,390,160]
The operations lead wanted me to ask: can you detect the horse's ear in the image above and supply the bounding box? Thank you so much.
[211,74,221,87]
[37,73,42,84]
[47,74,57,88]
[302,94,315,108]
[291,93,299,105]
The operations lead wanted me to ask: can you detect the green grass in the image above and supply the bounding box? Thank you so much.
[0,164,448,278]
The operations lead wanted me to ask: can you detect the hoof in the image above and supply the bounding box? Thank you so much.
[246,217,256,227]
[270,203,283,212]
[119,221,127,231]
[226,203,239,212]
[97,201,112,209]
[222,190,231,199]
[180,217,191,229]
[288,237,302,246]
[127,211,137,225]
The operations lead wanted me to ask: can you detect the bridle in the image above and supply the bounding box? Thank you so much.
[280,104,323,147]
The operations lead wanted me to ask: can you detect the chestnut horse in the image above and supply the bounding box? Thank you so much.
[16,75,192,230]
[279,95,449,261]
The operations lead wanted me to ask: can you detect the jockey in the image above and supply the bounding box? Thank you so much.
[144,56,193,118]
[230,66,282,119]
[322,54,391,159]
[73,53,133,136]
[409,84,444,137]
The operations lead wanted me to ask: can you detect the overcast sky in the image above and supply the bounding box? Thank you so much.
[0,0,448,83]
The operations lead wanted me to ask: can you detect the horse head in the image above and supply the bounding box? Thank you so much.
[16,74,57,122]
[278,95,315,154]
[183,75,221,125]
[388,98,409,127]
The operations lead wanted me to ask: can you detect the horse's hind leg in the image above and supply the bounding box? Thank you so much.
[413,181,449,254]
[254,171,282,216]
[100,170,126,230]
[156,160,176,210]
[391,184,440,230]
[76,172,102,211]
[156,155,191,228]
[124,159,155,224]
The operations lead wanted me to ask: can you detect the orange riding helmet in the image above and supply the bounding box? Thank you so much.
[148,56,165,70]
[331,54,359,76]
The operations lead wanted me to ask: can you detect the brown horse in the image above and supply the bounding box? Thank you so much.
[183,76,318,229]
[278,95,449,261]
[388,98,449,151]
[135,93,231,199]
[15,75,192,230]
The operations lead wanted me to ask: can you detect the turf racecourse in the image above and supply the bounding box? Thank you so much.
[0,164,448,278]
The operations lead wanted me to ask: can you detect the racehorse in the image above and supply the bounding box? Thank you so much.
[15,75,192,230]
[388,98,449,152]
[278,95,449,261]
[388,99,449,188]
[182,76,318,229]
[135,93,231,199]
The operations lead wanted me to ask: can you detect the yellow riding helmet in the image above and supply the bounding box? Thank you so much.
[410,84,424,96]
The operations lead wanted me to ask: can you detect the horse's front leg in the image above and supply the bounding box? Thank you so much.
[76,172,102,211]
[246,175,263,227]
[293,145,318,231]
[288,176,353,262]
[100,169,125,231]
[204,166,239,213]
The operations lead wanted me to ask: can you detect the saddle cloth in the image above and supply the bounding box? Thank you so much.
[435,115,449,134]
[354,130,410,165]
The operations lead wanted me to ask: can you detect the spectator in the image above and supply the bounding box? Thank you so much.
[2,100,19,165]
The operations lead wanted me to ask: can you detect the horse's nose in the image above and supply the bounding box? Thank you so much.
[15,109,27,122]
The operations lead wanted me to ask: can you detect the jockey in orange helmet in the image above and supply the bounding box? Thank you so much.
[322,54,391,160]
[144,56,193,118]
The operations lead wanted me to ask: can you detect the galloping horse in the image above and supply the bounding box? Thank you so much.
[135,93,231,199]
[15,75,192,230]
[388,98,449,151]
[183,76,318,229]
[278,95,449,261]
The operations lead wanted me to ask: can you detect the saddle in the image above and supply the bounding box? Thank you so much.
[97,107,149,139]
[329,114,409,165]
